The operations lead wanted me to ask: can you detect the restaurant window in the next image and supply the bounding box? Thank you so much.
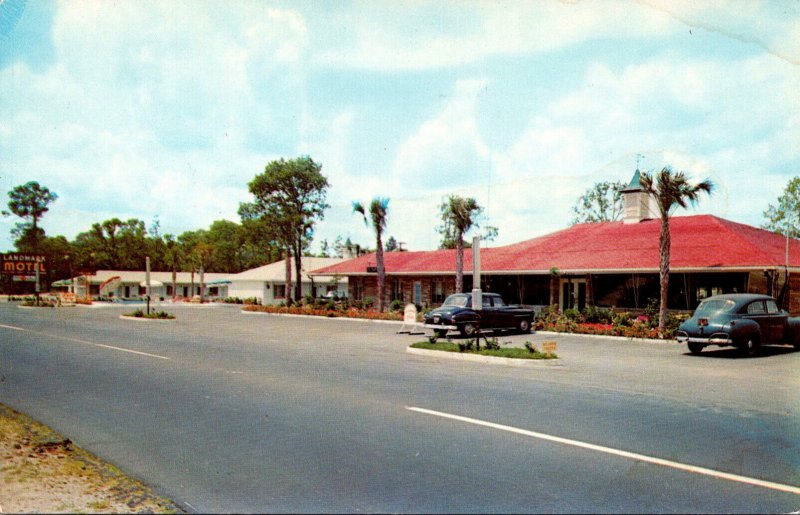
[390,278,403,301]
[352,278,363,300]
[432,279,445,304]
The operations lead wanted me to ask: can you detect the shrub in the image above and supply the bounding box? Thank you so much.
[563,307,582,322]
[612,311,632,328]
[458,339,476,352]
[583,305,614,324]
[389,299,404,312]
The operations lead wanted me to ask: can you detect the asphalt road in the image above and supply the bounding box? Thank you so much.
[1,302,798,513]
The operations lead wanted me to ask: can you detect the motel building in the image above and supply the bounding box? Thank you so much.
[57,270,232,301]
[49,257,349,305]
[227,257,348,305]
[312,172,800,316]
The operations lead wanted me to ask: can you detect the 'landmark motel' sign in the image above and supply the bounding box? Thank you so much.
[2,253,47,282]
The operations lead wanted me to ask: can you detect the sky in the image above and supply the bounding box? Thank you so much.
[1,0,799,255]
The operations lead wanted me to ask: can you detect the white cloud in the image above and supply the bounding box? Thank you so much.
[391,79,490,189]
[314,0,673,70]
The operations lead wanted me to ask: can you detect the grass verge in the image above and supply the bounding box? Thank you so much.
[0,403,181,513]
[410,340,557,359]
[123,309,175,319]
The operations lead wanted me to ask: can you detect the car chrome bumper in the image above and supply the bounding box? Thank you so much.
[676,335,733,345]
[423,323,458,331]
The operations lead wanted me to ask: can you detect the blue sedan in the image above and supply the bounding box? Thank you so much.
[676,293,800,356]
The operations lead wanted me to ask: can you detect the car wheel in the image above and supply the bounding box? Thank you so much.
[459,322,478,337]
[518,318,532,334]
[688,342,704,355]
[739,336,760,357]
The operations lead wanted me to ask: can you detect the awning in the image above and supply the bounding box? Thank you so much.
[51,279,73,287]
[207,279,231,285]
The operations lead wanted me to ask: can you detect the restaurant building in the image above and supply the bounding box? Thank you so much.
[312,173,800,315]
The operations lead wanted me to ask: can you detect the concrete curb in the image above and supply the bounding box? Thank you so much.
[241,310,406,325]
[406,346,563,368]
[534,330,676,345]
[118,315,176,322]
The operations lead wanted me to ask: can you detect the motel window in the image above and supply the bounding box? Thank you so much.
[274,284,286,299]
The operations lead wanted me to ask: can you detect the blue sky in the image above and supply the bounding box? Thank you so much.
[1,0,799,254]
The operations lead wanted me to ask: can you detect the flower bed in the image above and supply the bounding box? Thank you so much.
[241,304,409,322]
[534,303,688,340]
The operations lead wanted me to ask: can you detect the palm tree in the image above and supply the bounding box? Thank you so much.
[640,167,714,335]
[440,195,483,293]
[353,197,389,312]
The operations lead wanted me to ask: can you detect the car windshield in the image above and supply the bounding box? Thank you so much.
[442,294,469,308]
[695,299,736,316]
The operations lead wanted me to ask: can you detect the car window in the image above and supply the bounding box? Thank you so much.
[695,299,735,316]
[492,297,506,307]
[482,296,493,308]
[442,294,469,308]
[746,301,766,315]
[766,300,781,314]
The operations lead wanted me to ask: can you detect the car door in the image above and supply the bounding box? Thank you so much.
[764,299,787,343]
[481,295,497,328]
[743,300,770,341]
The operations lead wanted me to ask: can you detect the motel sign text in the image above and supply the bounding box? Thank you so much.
[2,253,47,275]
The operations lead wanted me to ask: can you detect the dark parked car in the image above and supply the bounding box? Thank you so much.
[423,292,535,337]
[676,293,800,356]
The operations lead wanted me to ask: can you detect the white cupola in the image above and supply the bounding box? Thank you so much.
[621,169,657,224]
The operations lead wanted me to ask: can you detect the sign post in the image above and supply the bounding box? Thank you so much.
[146,256,151,315]
[542,341,558,357]
[471,236,482,311]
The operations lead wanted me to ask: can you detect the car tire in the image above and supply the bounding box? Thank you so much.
[459,322,478,337]
[518,318,532,334]
[739,335,760,357]
[688,342,704,355]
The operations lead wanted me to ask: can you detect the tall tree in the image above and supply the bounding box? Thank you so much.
[571,180,626,225]
[762,176,800,237]
[640,167,713,335]
[385,236,399,252]
[241,156,329,302]
[353,197,389,312]
[438,195,495,293]
[4,181,58,252]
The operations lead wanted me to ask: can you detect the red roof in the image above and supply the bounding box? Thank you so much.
[313,215,800,276]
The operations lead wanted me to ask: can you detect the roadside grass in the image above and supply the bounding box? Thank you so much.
[411,340,558,359]
[0,403,181,513]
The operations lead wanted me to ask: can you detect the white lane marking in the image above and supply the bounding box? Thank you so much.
[1,325,170,360]
[407,406,800,496]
